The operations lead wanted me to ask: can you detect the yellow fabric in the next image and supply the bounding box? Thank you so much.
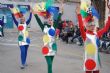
[80,2,88,11]
[85,43,96,55]
[43,35,50,44]
[11,7,19,14]
[24,31,28,37]
[33,2,46,12]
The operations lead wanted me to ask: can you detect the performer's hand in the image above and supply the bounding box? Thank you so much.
[75,5,80,14]
[59,0,64,13]
[8,7,13,12]
[106,0,110,14]
[30,7,35,14]
[30,7,33,13]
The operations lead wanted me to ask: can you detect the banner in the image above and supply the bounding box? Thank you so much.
[0,4,13,9]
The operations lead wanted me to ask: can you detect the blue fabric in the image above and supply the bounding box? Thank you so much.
[12,12,32,27]
[47,6,59,20]
[19,7,28,14]
[12,14,18,27]
[26,13,32,25]
[96,37,100,48]
[19,45,29,65]
[91,6,100,19]
[48,28,55,36]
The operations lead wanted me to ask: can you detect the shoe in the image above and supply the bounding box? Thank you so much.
[20,65,25,69]
[78,43,83,46]
[25,63,28,67]
[71,40,73,42]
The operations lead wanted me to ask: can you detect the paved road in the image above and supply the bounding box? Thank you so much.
[0,30,110,73]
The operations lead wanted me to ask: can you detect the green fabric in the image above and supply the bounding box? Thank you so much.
[80,10,88,18]
[18,35,23,41]
[45,0,54,9]
[98,52,101,67]
[45,56,54,73]
[34,14,44,31]
[44,23,51,28]
[52,43,57,51]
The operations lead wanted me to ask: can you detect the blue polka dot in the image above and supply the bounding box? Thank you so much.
[48,28,55,36]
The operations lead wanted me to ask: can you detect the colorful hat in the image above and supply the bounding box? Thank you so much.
[80,0,100,25]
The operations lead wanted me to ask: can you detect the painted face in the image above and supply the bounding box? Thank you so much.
[20,17,25,24]
[85,22,95,31]
[47,15,53,26]
[69,21,74,27]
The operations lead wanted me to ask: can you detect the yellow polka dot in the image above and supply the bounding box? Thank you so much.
[85,44,96,55]
[43,35,50,44]
[25,31,28,37]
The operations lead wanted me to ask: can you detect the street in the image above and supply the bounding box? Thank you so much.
[0,30,110,73]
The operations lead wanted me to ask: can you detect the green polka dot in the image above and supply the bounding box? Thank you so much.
[52,43,57,51]
[18,35,23,41]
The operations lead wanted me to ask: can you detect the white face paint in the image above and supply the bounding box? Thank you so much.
[47,15,53,26]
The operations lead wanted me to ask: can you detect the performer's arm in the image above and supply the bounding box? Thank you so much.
[12,14,18,27]
[26,12,32,25]
[34,14,44,31]
[77,14,86,41]
[97,16,110,38]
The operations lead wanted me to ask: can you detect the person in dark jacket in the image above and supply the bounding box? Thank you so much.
[71,25,83,46]
[0,16,4,37]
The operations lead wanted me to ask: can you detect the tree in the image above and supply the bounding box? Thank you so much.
[91,0,106,28]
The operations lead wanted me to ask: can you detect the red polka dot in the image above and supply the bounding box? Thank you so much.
[42,46,49,55]
[18,25,24,31]
[85,59,96,70]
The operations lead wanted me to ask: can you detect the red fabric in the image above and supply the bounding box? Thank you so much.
[14,13,23,18]
[86,71,99,73]
[85,59,96,70]
[37,12,51,18]
[97,16,110,38]
[42,46,49,55]
[18,25,24,31]
[77,14,110,40]
[62,21,67,28]
[86,71,92,73]
[86,30,95,35]
[37,12,47,16]
[77,14,86,41]
[84,14,93,23]
[56,29,60,35]
[93,70,99,73]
